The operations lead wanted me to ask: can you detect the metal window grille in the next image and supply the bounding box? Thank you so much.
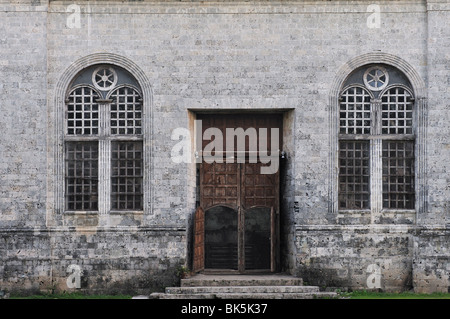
[339,86,372,135]
[111,141,143,210]
[338,141,370,209]
[67,87,99,135]
[338,65,416,212]
[381,87,413,135]
[65,65,144,213]
[382,141,415,209]
[110,87,142,135]
[65,142,99,210]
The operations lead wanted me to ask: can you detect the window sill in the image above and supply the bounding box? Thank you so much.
[380,209,416,214]
[64,211,144,215]
[338,210,371,214]
[110,210,143,215]
[64,211,99,215]
[338,209,416,214]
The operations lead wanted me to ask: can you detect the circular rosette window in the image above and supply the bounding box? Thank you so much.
[92,66,118,91]
[363,66,389,91]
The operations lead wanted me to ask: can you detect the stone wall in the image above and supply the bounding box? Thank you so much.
[0,227,185,295]
[0,0,48,229]
[413,0,450,294]
[413,227,450,293]
[0,0,448,294]
[296,225,415,292]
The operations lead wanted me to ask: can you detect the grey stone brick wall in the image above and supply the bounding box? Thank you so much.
[413,227,450,293]
[296,225,415,291]
[0,0,47,228]
[0,0,448,294]
[0,227,185,294]
[413,0,450,293]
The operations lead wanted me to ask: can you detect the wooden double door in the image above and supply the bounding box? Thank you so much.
[193,114,281,273]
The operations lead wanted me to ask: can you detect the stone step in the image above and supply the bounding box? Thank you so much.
[147,274,339,299]
[150,292,216,299]
[150,292,338,299]
[166,285,320,294]
[181,274,303,287]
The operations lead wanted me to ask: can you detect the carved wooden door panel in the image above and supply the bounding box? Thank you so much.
[195,113,282,273]
[200,161,239,210]
[193,206,205,273]
[241,161,278,209]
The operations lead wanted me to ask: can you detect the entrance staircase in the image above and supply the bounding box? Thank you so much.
[149,274,339,299]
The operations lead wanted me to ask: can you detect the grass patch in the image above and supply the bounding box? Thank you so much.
[9,292,133,299]
[344,291,450,299]
[7,290,450,300]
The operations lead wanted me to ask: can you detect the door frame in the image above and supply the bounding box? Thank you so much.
[193,202,279,274]
[193,112,282,273]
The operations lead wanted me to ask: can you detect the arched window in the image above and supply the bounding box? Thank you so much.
[338,65,415,211]
[65,65,143,212]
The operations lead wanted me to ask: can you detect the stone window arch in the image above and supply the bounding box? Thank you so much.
[338,64,416,212]
[327,53,429,226]
[64,64,144,213]
[48,53,153,227]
